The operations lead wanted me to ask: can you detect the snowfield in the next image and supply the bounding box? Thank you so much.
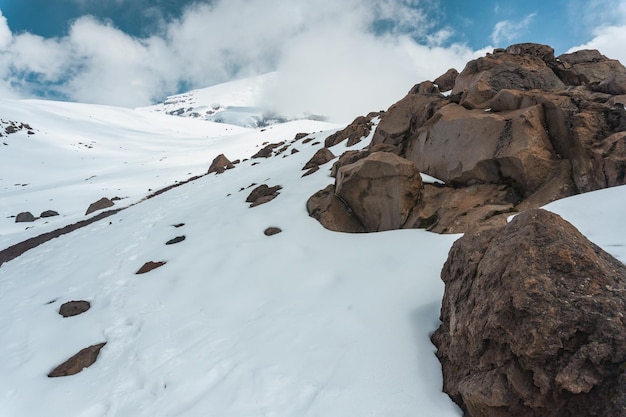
[1,87,625,417]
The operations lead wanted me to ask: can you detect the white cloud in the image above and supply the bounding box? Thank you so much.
[0,0,488,120]
[490,13,536,46]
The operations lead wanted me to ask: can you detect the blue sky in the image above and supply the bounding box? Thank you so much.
[0,0,624,117]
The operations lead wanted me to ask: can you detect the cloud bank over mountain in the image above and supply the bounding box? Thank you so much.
[0,0,625,122]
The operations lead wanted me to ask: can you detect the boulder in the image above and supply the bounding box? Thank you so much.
[207,153,235,174]
[165,236,186,245]
[85,197,114,215]
[263,227,282,236]
[330,144,400,177]
[246,184,282,207]
[404,103,559,195]
[554,49,626,94]
[40,210,59,218]
[335,152,422,232]
[452,43,564,108]
[135,261,166,274]
[59,300,91,317]
[432,209,626,417]
[15,212,35,223]
[303,148,335,170]
[306,185,365,233]
[434,68,459,92]
[48,342,107,377]
[324,112,379,147]
[251,142,284,159]
[370,89,447,147]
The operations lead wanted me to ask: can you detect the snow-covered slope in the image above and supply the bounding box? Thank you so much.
[140,73,325,128]
[1,92,625,417]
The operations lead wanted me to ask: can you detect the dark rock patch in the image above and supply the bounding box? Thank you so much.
[165,236,186,245]
[136,261,166,274]
[432,209,626,417]
[302,167,319,177]
[48,342,106,377]
[324,112,380,147]
[246,184,282,207]
[85,198,114,215]
[251,142,284,158]
[59,300,91,317]
[303,148,335,170]
[172,223,185,228]
[264,227,282,236]
[293,132,309,141]
[40,210,59,218]
[207,153,235,174]
[15,212,35,223]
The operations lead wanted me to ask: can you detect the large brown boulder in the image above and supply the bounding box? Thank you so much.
[370,87,447,147]
[452,43,564,108]
[324,113,379,147]
[432,209,626,417]
[554,49,626,94]
[434,68,459,93]
[335,152,422,231]
[303,148,335,170]
[85,197,114,215]
[306,185,365,233]
[404,103,559,195]
[207,153,235,174]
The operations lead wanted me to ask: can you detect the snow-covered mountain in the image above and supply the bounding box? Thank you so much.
[1,76,625,417]
[140,73,326,128]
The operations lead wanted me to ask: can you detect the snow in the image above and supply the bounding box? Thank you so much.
[1,79,625,417]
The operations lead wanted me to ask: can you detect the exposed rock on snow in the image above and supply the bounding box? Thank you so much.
[85,197,114,215]
[48,342,107,377]
[246,184,282,207]
[310,42,626,233]
[263,227,282,236]
[324,113,380,147]
[40,210,59,218]
[302,148,335,171]
[306,185,365,233]
[135,261,167,274]
[165,236,186,245]
[59,300,91,317]
[251,142,284,159]
[433,68,459,93]
[15,212,35,223]
[207,154,235,174]
[432,209,626,417]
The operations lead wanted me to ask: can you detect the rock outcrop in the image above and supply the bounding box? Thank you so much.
[324,113,380,147]
[431,209,626,417]
[246,184,282,207]
[135,261,166,274]
[15,212,35,223]
[48,342,106,377]
[207,153,235,174]
[303,148,335,170]
[85,197,114,215]
[309,43,626,234]
[59,300,91,317]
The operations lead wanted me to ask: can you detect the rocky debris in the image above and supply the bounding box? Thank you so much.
[334,152,422,232]
[251,142,284,158]
[165,236,186,245]
[85,197,114,215]
[434,68,459,92]
[0,120,35,137]
[40,210,59,218]
[293,132,309,141]
[263,227,282,236]
[48,342,107,377]
[207,153,235,174]
[324,112,380,147]
[303,148,335,170]
[302,167,319,177]
[15,212,35,223]
[309,43,626,234]
[136,261,166,274]
[246,184,282,207]
[59,300,91,317]
[306,185,365,233]
[432,209,626,417]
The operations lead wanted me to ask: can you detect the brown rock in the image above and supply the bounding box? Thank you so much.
[48,342,107,377]
[303,148,335,170]
[434,68,459,92]
[405,103,559,195]
[165,236,186,245]
[306,185,365,233]
[330,144,400,177]
[59,300,91,317]
[335,152,422,232]
[246,184,282,207]
[263,227,282,236]
[251,142,284,158]
[432,209,626,417]
[85,197,114,215]
[302,167,319,177]
[40,210,59,218]
[136,261,166,274]
[554,49,626,94]
[452,43,564,108]
[15,212,35,223]
[207,153,235,174]
[324,113,379,147]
